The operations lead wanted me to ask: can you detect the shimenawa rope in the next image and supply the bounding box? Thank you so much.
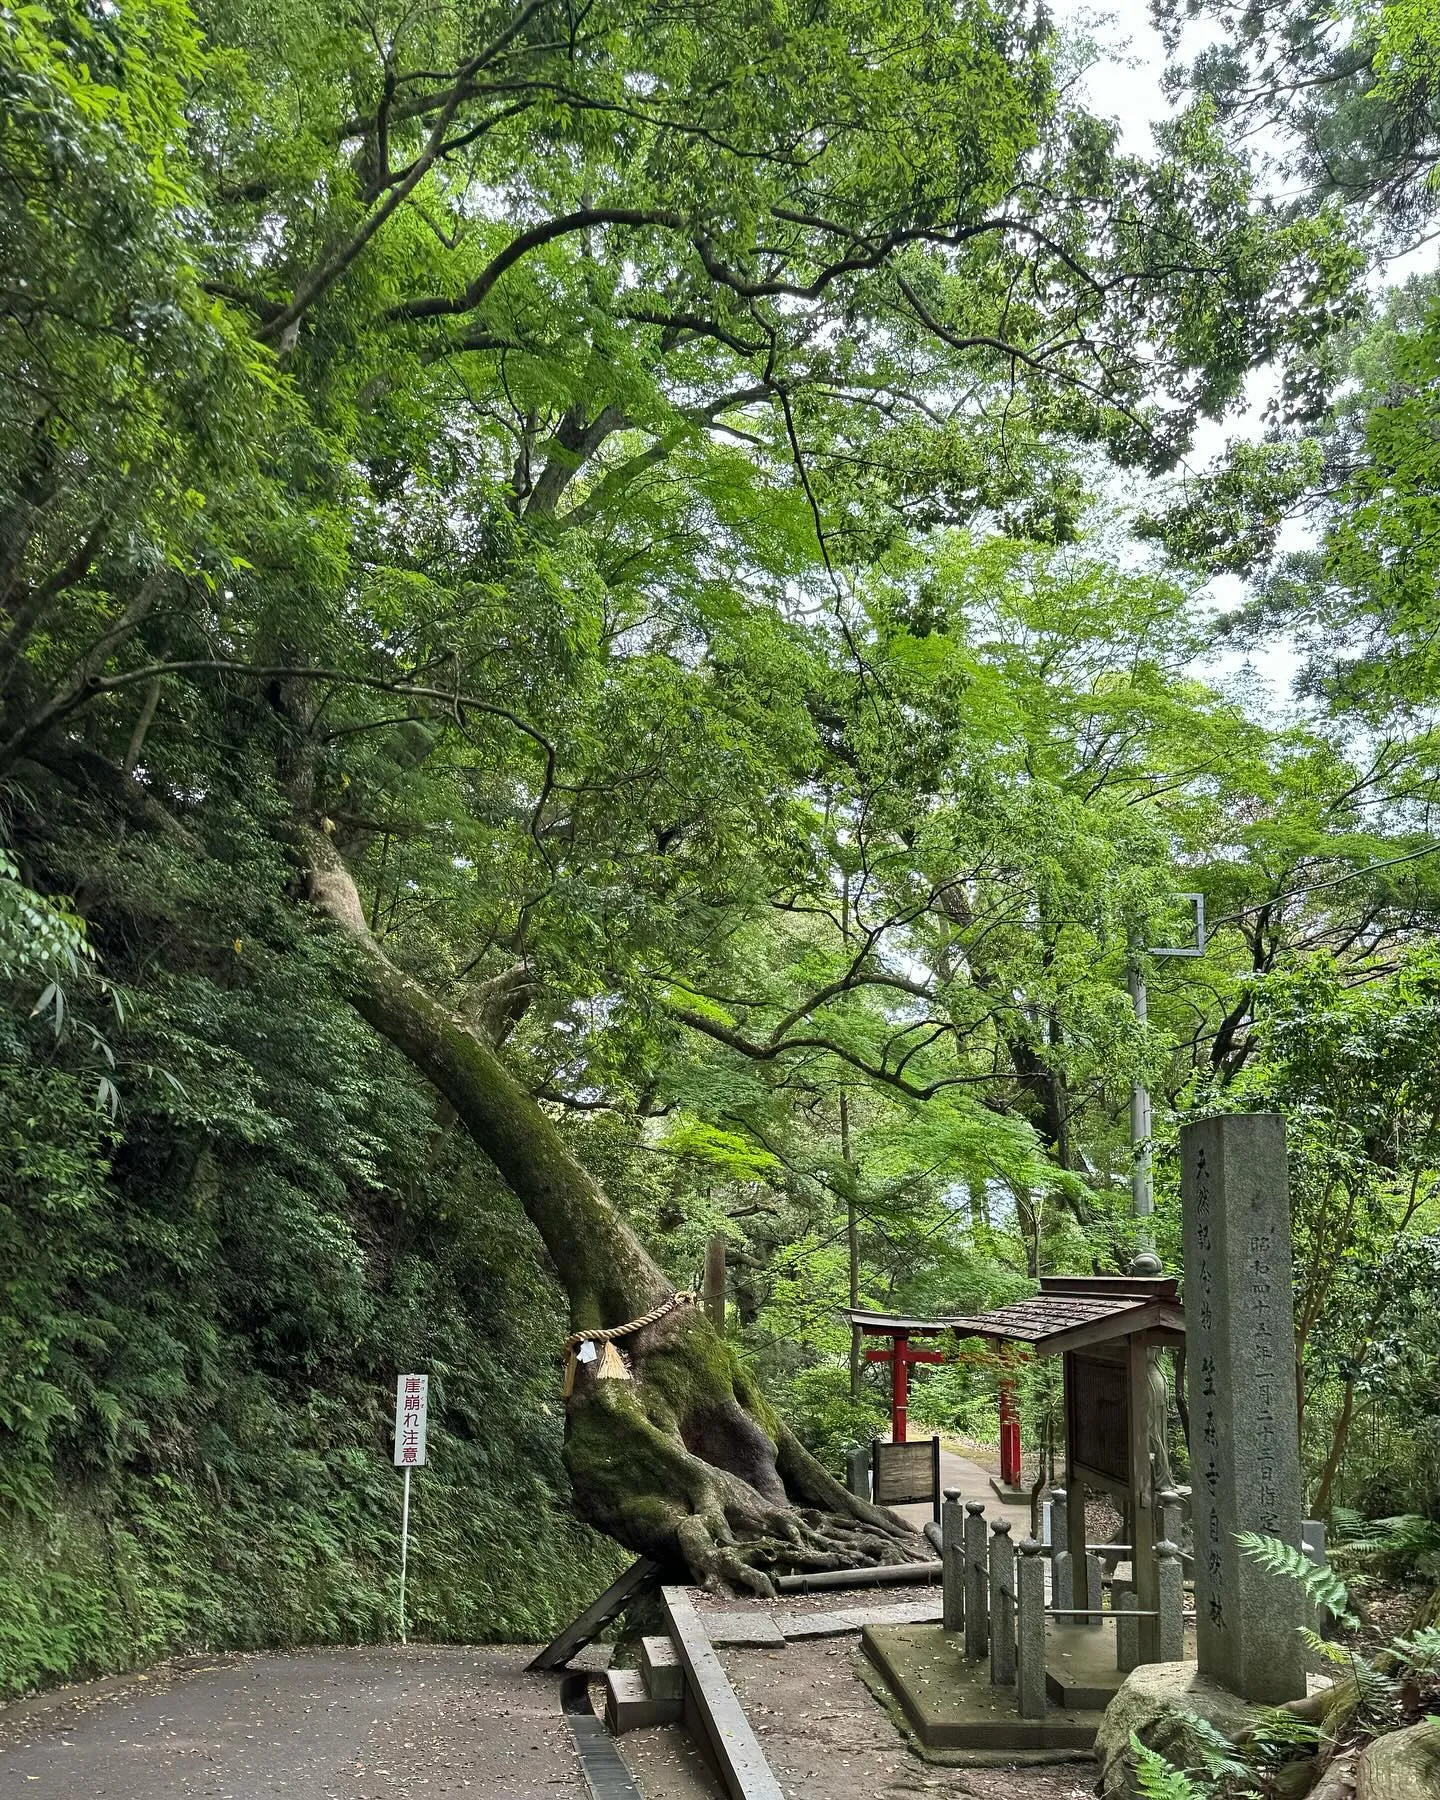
[562,1289,697,1351]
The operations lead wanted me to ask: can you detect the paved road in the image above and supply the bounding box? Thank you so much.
[893,1444,1036,1539]
[0,1645,597,1799]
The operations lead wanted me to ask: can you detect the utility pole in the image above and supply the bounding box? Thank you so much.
[1126,941,1159,1276]
[1125,894,1206,1277]
[1126,895,1206,1502]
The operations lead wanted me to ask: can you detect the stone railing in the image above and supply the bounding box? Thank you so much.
[925,1483,1331,1723]
[927,1485,1187,1722]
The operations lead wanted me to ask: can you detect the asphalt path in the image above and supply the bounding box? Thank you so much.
[0,1644,597,1799]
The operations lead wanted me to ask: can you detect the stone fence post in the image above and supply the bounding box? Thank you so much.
[1115,1588,1138,1672]
[1157,1539,1185,1662]
[989,1520,1015,1686]
[964,1500,989,1660]
[1016,1538,1046,1719]
[1084,1550,1103,1627]
[1051,1488,1073,1611]
[942,1488,965,1634]
[845,1445,869,1500]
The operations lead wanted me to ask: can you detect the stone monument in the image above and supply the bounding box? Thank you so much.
[1180,1112,1307,1704]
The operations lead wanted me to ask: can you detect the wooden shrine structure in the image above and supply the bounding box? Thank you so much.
[946,1274,1184,1663]
[846,1274,1184,1662]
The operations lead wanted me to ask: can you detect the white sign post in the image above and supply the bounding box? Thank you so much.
[393,1374,428,1644]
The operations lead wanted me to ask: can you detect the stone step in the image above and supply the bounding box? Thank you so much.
[640,1634,685,1702]
[603,1667,682,1734]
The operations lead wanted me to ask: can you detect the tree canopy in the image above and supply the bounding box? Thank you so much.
[3,0,1440,1690]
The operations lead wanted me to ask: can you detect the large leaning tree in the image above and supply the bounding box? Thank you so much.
[2,0,1358,1588]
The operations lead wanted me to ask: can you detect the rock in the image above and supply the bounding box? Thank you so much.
[1094,1661,1258,1800]
[1355,1720,1440,1800]
[1272,1755,1324,1799]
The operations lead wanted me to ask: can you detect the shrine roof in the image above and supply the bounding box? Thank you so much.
[843,1309,952,1336]
[841,1275,1183,1355]
[947,1292,1157,1346]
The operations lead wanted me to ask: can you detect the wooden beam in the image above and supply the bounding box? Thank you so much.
[1034,1302,1186,1360]
[527,1557,662,1670]
[1063,1354,1092,1622]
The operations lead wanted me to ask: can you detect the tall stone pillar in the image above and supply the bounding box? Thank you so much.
[1180,1113,1306,1703]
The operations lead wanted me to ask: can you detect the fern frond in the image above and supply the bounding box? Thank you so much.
[1335,1514,1440,1569]
[1323,1663,1397,1736]
[1248,1705,1324,1754]
[1172,1708,1250,1779]
[1353,1661,1399,1724]
[1390,1626,1440,1675]
[1129,1735,1210,1800]
[1299,1625,1352,1666]
[1236,1531,1352,1618]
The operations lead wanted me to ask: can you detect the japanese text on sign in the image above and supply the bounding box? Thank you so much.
[393,1373,429,1468]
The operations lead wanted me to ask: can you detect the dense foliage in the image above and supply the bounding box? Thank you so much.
[2,0,1440,1693]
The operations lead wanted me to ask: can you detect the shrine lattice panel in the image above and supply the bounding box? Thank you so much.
[1067,1354,1129,1485]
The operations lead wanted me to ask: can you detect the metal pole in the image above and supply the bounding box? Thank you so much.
[1127,946,1154,1233]
[399,1466,412,1645]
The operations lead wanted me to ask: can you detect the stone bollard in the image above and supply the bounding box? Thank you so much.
[989,1520,1015,1686]
[1157,1540,1184,1663]
[1084,1550,1103,1627]
[1051,1548,1073,1618]
[942,1488,965,1634]
[1302,1518,1330,1642]
[1115,1587,1139,1672]
[964,1500,989,1660]
[1016,1538,1046,1719]
[846,1444,870,1500]
[1159,1487,1184,1551]
[1050,1488,1073,1611]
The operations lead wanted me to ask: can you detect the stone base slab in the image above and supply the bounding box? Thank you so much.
[862,1623,1103,1754]
[1045,1620,1127,1710]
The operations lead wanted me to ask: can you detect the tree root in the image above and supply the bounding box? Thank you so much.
[564,1354,928,1595]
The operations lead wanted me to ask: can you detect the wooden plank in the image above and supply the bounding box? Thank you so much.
[707,1594,945,1646]
[527,1557,662,1671]
[872,1437,940,1505]
[772,1560,940,1592]
[777,1609,861,1639]
[848,1596,942,1628]
[662,1586,785,1800]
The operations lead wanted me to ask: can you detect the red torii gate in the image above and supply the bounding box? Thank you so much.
[858,1319,946,1443]
[845,1308,1023,1485]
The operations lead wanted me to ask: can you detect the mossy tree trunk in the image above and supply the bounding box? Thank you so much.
[305,831,922,1592]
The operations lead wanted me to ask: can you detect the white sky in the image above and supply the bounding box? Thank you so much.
[1055,4,1440,712]
[1054,4,1309,705]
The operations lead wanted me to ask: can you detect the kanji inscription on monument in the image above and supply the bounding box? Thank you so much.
[1180,1113,1306,1703]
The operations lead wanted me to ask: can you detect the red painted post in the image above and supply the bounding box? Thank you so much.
[864,1331,946,1445]
[999,1383,1022,1487]
[893,1332,909,1443]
